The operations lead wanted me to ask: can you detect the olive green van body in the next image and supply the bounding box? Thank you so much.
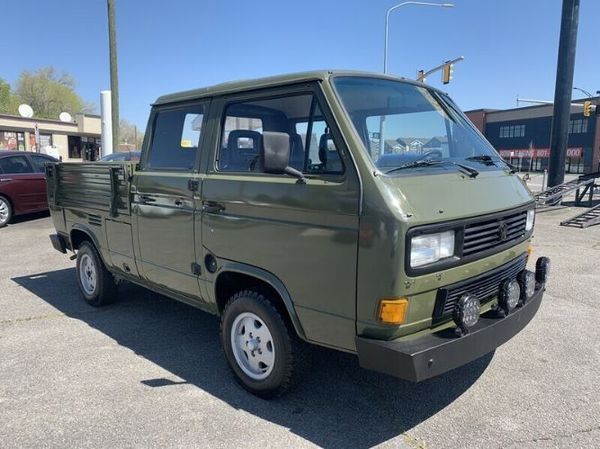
[47,71,546,381]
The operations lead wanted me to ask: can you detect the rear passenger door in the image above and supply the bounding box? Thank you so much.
[200,84,361,351]
[133,101,208,300]
[0,155,41,214]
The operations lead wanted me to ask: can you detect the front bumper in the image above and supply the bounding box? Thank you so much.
[356,281,545,382]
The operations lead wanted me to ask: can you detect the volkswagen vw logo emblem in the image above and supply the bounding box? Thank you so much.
[498,220,508,241]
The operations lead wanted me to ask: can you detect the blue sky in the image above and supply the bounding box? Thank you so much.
[1,0,598,129]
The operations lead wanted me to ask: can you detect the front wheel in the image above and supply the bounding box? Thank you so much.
[221,290,299,398]
[76,241,117,306]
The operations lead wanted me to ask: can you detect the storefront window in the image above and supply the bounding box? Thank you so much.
[0,131,25,150]
[29,133,52,151]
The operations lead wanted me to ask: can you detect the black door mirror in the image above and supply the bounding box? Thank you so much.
[263,131,305,183]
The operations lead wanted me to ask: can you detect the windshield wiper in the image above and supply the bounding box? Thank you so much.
[384,160,443,174]
[450,161,479,178]
[465,155,495,165]
[385,159,479,178]
[466,154,517,174]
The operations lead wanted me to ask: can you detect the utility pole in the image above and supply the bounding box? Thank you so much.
[548,0,580,187]
[107,0,119,153]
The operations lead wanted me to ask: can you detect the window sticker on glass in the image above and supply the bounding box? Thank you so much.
[181,114,202,149]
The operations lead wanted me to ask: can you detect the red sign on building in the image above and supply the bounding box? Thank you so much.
[498,147,583,158]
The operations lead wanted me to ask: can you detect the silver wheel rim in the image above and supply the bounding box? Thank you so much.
[230,312,275,380]
[0,199,8,225]
[79,254,97,295]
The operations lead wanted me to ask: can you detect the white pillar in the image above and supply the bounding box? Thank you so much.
[100,90,113,156]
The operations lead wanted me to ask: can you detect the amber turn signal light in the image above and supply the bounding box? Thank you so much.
[378,298,409,325]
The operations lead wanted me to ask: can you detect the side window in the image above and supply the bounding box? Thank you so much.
[295,106,342,174]
[30,155,55,173]
[217,93,343,175]
[0,155,34,174]
[146,104,204,170]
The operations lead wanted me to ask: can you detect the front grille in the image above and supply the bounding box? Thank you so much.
[462,210,527,257]
[433,254,527,321]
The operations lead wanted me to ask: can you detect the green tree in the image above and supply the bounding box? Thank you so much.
[0,78,19,115]
[14,67,94,119]
[119,119,144,149]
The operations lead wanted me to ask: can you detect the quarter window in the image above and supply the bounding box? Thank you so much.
[217,93,343,175]
[146,104,205,170]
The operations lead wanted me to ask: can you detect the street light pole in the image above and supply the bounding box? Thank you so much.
[379,1,453,157]
[573,87,593,98]
[383,2,454,73]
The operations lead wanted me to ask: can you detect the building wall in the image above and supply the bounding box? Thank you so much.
[465,110,488,133]
[76,114,102,135]
[484,112,595,173]
[0,113,101,162]
[52,134,70,161]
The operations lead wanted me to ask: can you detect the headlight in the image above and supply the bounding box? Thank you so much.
[410,230,455,267]
[525,209,535,232]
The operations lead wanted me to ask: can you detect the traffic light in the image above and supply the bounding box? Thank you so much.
[583,100,593,117]
[442,62,454,84]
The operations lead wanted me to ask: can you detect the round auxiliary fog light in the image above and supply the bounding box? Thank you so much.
[453,293,480,335]
[517,270,536,304]
[499,279,520,314]
[536,256,550,284]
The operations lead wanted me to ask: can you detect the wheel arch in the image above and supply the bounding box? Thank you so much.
[214,262,307,342]
[69,225,109,266]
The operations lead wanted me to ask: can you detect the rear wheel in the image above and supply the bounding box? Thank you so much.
[0,196,12,228]
[221,290,299,398]
[76,241,117,306]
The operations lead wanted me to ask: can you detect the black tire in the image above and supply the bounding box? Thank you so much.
[75,241,118,307]
[221,290,300,398]
[0,195,12,228]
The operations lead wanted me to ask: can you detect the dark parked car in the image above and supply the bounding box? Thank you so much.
[98,151,141,162]
[0,151,58,227]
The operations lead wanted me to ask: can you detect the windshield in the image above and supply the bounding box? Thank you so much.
[332,77,501,173]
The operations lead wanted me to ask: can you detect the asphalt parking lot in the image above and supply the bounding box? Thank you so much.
[1,207,599,449]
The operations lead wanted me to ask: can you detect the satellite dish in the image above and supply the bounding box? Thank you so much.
[18,104,34,118]
[59,112,73,123]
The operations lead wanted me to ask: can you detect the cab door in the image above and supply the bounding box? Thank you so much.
[201,85,360,351]
[132,101,208,300]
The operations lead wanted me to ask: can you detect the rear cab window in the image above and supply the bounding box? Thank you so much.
[144,104,205,171]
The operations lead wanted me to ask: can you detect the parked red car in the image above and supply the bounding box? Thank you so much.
[0,151,58,227]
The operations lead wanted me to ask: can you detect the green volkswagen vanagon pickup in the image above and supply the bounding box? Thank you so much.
[46,71,550,397]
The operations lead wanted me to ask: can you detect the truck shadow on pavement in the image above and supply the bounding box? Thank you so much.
[13,268,492,449]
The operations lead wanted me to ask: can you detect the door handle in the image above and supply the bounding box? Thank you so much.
[0,178,13,182]
[202,201,225,213]
[138,194,156,204]
[174,199,183,207]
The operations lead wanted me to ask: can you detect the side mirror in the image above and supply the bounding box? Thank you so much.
[263,131,306,183]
